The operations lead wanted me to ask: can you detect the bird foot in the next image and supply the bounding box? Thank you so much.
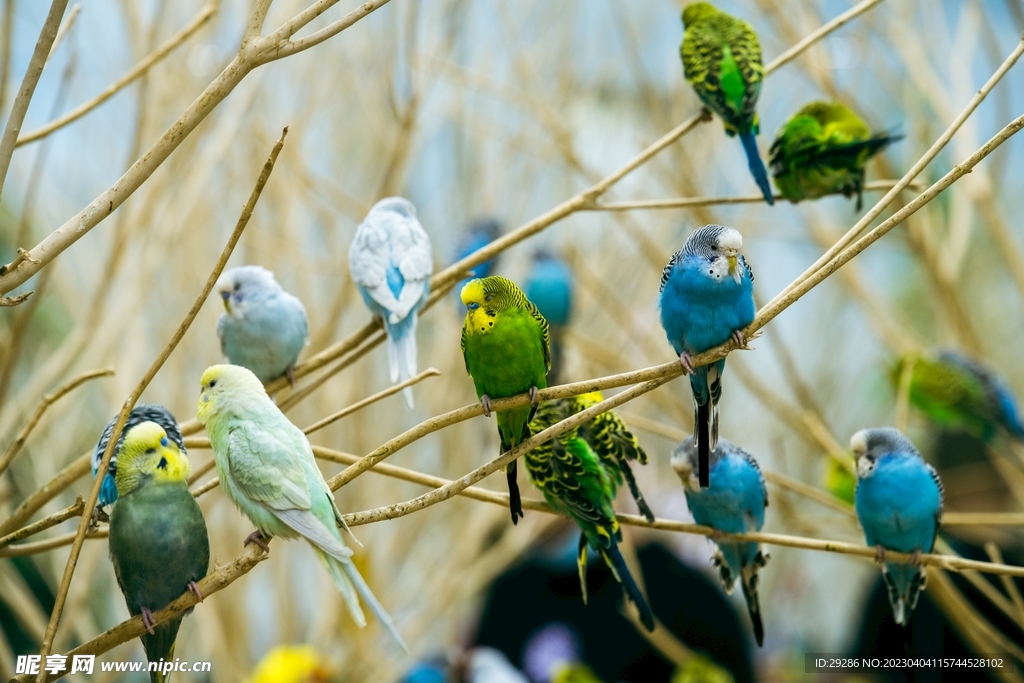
[909,549,922,567]
[874,545,887,564]
[371,314,384,329]
[698,107,713,123]
[188,581,204,602]
[244,530,270,553]
[89,506,108,529]
[528,386,540,406]
[286,365,297,389]
[480,395,493,417]
[140,607,156,635]
[678,352,695,375]
[731,329,750,350]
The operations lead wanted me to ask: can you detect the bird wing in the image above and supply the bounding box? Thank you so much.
[227,424,313,512]
[525,296,552,373]
[740,446,768,508]
[660,248,684,293]
[740,254,754,283]
[925,460,944,547]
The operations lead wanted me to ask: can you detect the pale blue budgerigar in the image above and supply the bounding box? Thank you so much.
[671,437,769,646]
[216,266,309,385]
[852,428,944,626]
[659,225,755,488]
[92,404,186,520]
[349,197,433,409]
[197,364,406,650]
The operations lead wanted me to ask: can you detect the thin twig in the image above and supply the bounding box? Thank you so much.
[0,368,113,476]
[45,2,79,64]
[0,497,83,549]
[986,542,1024,629]
[0,453,90,538]
[301,368,441,435]
[32,127,287,678]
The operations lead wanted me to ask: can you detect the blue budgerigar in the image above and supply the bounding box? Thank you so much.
[350,197,433,409]
[92,404,186,518]
[216,266,309,385]
[455,217,502,280]
[524,250,574,383]
[659,225,755,488]
[852,428,944,626]
[671,437,769,646]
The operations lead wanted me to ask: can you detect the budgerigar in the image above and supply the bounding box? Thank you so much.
[107,422,209,682]
[895,350,1024,442]
[350,197,433,409]
[525,401,655,631]
[461,276,550,524]
[244,645,333,683]
[769,100,899,210]
[524,250,574,383]
[197,364,406,649]
[536,392,655,522]
[216,266,309,385]
[659,224,755,488]
[455,217,502,280]
[680,2,774,204]
[92,404,185,518]
[671,437,769,646]
[852,428,944,625]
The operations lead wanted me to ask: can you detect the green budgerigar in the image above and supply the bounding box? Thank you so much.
[460,276,550,525]
[107,421,209,683]
[525,401,655,631]
[680,2,774,205]
[545,392,655,522]
[769,100,899,209]
[197,364,406,650]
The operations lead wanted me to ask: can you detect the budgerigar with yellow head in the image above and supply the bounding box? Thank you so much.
[107,421,209,683]
[197,364,406,650]
[460,276,550,524]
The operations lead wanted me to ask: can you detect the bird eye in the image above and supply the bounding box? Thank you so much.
[146,448,156,455]
[233,282,241,291]
[484,294,493,302]
[209,379,217,388]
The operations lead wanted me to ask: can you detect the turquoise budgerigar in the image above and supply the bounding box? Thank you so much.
[680,2,774,204]
[524,250,574,383]
[107,421,209,682]
[197,364,406,649]
[852,428,944,625]
[216,265,309,385]
[92,404,185,519]
[461,276,550,524]
[526,401,655,631]
[894,350,1024,443]
[350,197,433,410]
[671,437,769,646]
[769,100,899,210]
[659,225,755,488]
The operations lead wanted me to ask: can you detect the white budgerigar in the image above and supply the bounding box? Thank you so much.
[349,197,433,409]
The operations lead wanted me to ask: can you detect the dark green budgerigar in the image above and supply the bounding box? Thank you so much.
[769,100,899,209]
[461,276,550,524]
[680,2,774,204]
[546,391,655,522]
[108,421,210,682]
[525,402,655,631]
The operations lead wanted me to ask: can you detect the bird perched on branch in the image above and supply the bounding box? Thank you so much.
[680,2,774,204]
[852,428,943,626]
[216,265,309,385]
[769,100,900,210]
[461,276,550,524]
[525,400,655,631]
[92,404,186,520]
[659,225,755,487]
[535,392,655,522]
[894,350,1024,443]
[671,437,769,646]
[350,197,433,410]
[107,421,209,683]
[525,250,574,383]
[197,364,406,650]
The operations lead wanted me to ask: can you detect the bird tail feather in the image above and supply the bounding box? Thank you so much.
[883,562,926,626]
[601,543,654,631]
[696,400,711,488]
[319,548,408,652]
[740,130,775,205]
[740,548,769,647]
[385,317,418,410]
[577,533,589,604]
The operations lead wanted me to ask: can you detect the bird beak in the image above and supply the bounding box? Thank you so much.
[220,291,231,313]
[727,253,738,275]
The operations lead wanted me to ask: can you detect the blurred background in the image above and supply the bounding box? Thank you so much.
[2,0,1024,681]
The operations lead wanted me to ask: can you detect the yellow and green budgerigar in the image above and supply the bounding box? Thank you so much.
[525,401,655,631]
[680,2,774,205]
[542,392,655,522]
[769,100,899,209]
[460,276,550,525]
[107,421,209,683]
[197,364,406,651]
[244,644,333,683]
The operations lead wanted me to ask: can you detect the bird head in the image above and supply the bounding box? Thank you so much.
[670,437,701,490]
[682,2,718,27]
[850,427,919,479]
[461,276,526,334]
[215,265,280,315]
[683,224,746,285]
[368,196,417,218]
[197,364,266,425]
[114,421,191,495]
